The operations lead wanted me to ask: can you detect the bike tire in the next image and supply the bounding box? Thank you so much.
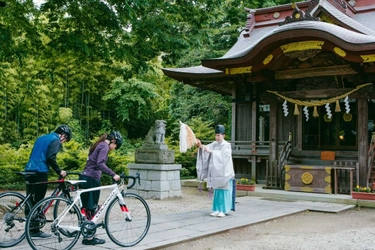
[0,191,32,248]
[25,196,81,250]
[105,192,151,247]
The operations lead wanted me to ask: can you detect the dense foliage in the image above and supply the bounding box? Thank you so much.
[0,0,293,188]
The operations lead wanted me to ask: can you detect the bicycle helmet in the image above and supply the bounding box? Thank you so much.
[107,131,123,149]
[55,124,72,142]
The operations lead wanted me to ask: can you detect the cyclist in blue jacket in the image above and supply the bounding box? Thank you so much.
[24,124,72,238]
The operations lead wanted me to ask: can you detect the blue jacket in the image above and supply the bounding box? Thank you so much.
[25,132,62,174]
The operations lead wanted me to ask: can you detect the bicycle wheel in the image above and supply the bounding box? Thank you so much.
[105,192,151,247]
[25,196,82,250]
[0,191,31,248]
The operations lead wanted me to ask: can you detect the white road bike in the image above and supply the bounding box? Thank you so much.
[24,173,151,250]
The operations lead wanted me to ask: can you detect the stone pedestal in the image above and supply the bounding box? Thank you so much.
[135,148,175,164]
[128,163,182,200]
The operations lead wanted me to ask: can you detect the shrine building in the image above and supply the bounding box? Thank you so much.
[163,0,375,194]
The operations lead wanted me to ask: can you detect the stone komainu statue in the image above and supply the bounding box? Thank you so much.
[145,120,166,144]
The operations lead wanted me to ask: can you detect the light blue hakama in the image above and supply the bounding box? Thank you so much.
[212,179,234,213]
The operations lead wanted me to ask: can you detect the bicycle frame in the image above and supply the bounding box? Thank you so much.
[7,179,75,224]
[55,180,128,232]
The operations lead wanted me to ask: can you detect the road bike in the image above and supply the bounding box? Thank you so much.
[25,172,151,250]
[0,171,82,248]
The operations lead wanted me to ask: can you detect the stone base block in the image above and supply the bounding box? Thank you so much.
[135,149,175,164]
[128,163,182,200]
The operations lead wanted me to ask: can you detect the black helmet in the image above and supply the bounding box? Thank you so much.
[55,124,72,142]
[215,124,225,134]
[107,131,123,149]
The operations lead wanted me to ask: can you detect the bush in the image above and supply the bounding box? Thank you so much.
[0,143,31,190]
[0,140,136,189]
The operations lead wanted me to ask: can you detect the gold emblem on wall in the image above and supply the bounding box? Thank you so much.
[324,114,332,122]
[225,66,252,75]
[343,113,352,122]
[280,41,324,53]
[361,54,375,62]
[319,13,335,24]
[333,47,346,57]
[301,172,314,185]
[285,173,291,181]
[263,54,273,65]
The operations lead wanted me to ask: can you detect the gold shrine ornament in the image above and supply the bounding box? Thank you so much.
[301,172,313,185]
[343,113,352,122]
[280,41,324,54]
[324,114,332,122]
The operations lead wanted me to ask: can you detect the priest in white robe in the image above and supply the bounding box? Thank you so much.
[196,124,235,217]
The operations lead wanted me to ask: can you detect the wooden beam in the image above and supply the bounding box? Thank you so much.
[275,65,357,80]
[278,88,356,99]
[364,64,375,73]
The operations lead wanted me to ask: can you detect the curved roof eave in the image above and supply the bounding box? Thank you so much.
[201,21,375,69]
[161,65,224,80]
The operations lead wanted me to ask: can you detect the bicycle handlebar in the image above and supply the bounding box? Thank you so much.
[119,172,141,189]
[58,171,82,180]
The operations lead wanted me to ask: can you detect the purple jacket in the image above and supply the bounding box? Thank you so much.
[82,141,116,180]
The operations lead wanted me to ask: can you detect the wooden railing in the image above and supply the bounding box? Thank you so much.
[230,140,288,157]
[201,140,287,157]
[278,132,293,172]
[264,133,293,189]
[277,132,293,189]
[366,133,375,188]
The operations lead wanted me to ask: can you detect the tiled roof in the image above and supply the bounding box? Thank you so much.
[223,26,275,58]
[352,11,375,33]
[318,1,375,35]
[215,21,375,61]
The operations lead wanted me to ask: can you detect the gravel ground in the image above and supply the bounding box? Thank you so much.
[150,187,375,250]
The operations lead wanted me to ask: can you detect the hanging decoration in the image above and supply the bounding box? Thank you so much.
[282,100,289,117]
[313,106,319,117]
[325,103,332,119]
[344,96,350,113]
[267,83,371,121]
[303,106,309,121]
[335,100,341,112]
[294,103,300,115]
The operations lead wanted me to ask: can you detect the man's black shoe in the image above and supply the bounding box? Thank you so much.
[30,231,52,238]
[82,237,105,245]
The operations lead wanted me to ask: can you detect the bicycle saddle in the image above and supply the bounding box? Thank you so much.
[16,171,37,177]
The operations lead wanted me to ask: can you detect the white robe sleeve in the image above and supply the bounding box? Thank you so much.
[196,147,210,182]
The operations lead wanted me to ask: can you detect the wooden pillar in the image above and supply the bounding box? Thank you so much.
[269,100,278,161]
[231,83,237,141]
[357,98,368,186]
[251,88,257,179]
[297,105,302,151]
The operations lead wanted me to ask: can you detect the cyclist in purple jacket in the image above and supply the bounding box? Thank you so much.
[79,131,122,245]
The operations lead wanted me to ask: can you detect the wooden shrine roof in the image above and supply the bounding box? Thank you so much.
[162,0,375,96]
